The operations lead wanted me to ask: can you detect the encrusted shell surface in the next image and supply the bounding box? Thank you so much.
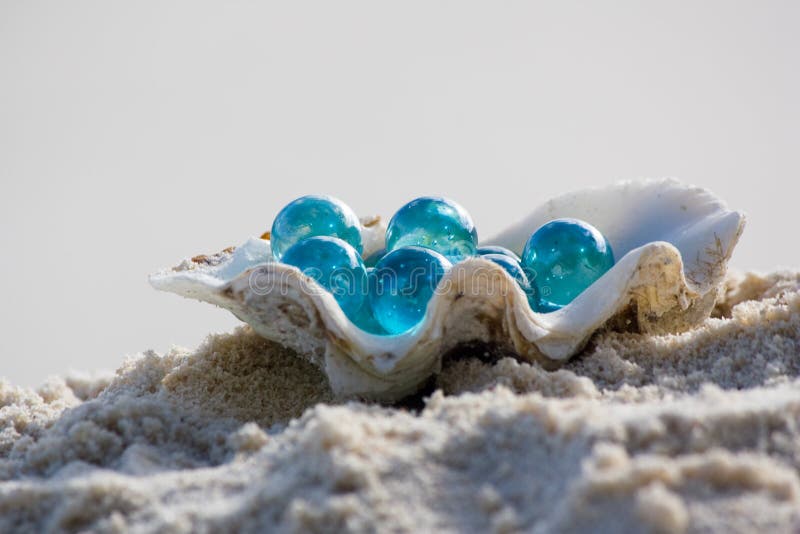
[150,179,745,401]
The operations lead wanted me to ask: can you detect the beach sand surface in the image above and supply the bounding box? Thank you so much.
[1,271,799,533]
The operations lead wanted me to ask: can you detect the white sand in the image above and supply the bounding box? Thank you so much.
[1,271,799,533]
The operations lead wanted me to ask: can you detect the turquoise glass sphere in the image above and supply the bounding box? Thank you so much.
[370,246,452,335]
[363,248,387,268]
[522,218,614,312]
[349,268,389,335]
[476,245,521,263]
[271,195,363,261]
[385,197,477,263]
[281,236,367,320]
[482,253,530,292]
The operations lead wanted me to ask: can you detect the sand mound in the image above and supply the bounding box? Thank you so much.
[1,271,799,532]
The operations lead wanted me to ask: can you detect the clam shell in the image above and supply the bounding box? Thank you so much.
[150,179,745,401]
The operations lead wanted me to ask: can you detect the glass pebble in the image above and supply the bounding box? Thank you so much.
[363,248,387,268]
[481,253,530,292]
[271,195,362,261]
[385,197,477,263]
[370,246,452,335]
[476,245,521,262]
[281,236,367,319]
[347,268,389,335]
[522,218,614,312]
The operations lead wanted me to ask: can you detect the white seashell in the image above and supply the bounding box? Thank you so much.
[150,179,745,401]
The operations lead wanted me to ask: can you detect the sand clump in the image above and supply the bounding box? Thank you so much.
[0,271,799,533]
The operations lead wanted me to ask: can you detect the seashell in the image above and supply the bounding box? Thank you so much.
[150,179,745,401]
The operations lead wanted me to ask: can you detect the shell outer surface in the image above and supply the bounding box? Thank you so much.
[149,181,745,401]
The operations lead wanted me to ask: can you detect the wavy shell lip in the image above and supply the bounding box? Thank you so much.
[150,179,745,401]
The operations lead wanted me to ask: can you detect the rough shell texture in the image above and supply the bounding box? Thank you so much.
[150,180,745,401]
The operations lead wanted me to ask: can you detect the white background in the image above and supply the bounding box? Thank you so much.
[1,1,798,386]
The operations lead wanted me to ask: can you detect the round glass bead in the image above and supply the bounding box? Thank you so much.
[363,248,387,268]
[385,197,477,263]
[349,268,389,335]
[522,218,614,312]
[482,253,530,292]
[476,245,521,263]
[370,246,452,335]
[271,195,363,261]
[281,236,367,319]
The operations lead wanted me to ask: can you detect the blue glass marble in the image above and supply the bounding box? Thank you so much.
[370,246,452,335]
[385,197,477,263]
[363,248,387,268]
[271,195,363,261]
[521,218,614,312]
[349,268,389,335]
[281,236,367,320]
[482,253,531,292]
[476,245,521,263]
